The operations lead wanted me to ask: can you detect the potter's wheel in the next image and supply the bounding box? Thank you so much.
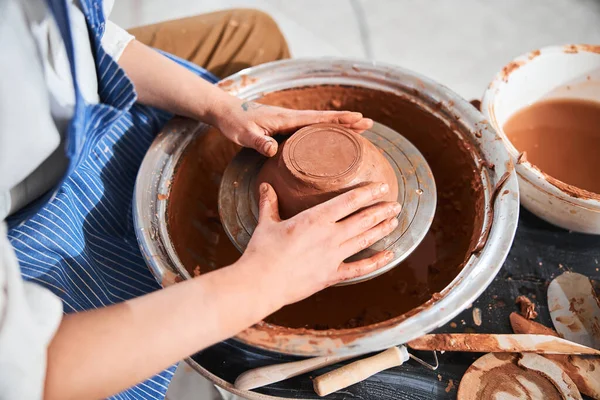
[218,121,436,285]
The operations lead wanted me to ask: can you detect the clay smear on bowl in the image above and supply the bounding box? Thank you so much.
[167,85,484,330]
[563,44,600,54]
[505,98,600,201]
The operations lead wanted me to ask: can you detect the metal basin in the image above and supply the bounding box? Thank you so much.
[133,58,519,357]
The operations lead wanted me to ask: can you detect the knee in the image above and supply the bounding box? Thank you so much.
[238,9,289,56]
[249,9,281,31]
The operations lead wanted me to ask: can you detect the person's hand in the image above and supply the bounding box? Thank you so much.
[212,98,374,157]
[240,182,401,307]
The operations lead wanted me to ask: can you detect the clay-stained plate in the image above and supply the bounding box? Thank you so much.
[457,353,581,400]
[517,353,581,400]
[509,312,600,399]
[218,121,436,285]
[548,271,600,349]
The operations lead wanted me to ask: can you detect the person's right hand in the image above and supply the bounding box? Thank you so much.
[240,182,401,307]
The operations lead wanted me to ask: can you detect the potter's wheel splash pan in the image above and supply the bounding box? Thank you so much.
[133,58,519,357]
[218,121,436,285]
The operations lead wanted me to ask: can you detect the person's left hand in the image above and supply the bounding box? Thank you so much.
[213,99,373,157]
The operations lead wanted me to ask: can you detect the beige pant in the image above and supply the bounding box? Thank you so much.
[131,9,290,400]
[129,8,291,79]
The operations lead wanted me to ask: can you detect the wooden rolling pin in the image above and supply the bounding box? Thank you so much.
[235,333,600,396]
[313,346,409,397]
[234,353,357,391]
[313,333,600,397]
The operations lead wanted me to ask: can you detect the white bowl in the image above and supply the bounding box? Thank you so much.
[482,45,600,233]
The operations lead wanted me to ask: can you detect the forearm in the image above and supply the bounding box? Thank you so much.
[44,260,279,400]
[118,40,239,125]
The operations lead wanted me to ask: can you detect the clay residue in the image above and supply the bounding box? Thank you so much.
[193,265,201,277]
[550,355,600,399]
[445,379,455,393]
[579,44,600,53]
[167,85,484,330]
[517,354,582,399]
[516,295,539,320]
[529,49,541,60]
[160,269,183,287]
[510,336,600,355]
[569,297,586,314]
[473,307,482,326]
[407,334,501,352]
[545,172,600,201]
[501,60,525,82]
[504,98,600,199]
[474,363,556,400]
[218,79,235,88]
[240,74,258,88]
[574,295,600,344]
[516,151,528,164]
[550,273,600,349]
[556,315,581,333]
[480,158,495,171]
[564,44,600,54]
[565,45,579,54]
[472,169,511,254]
[458,353,564,400]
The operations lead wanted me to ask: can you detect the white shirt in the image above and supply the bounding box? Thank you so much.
[0,0,133,219]
[0,0,134,397]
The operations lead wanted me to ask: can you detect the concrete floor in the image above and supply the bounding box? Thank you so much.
[110,1,600,398]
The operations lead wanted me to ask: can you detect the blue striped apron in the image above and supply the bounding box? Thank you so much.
[7,1,218,398]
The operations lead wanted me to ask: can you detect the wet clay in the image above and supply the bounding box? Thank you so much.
[167,85,484,330]
[256,123,399,219]
[167,127,242,274]
[510,312,557,337]
[516,295,539,320]
[504,98,600,195]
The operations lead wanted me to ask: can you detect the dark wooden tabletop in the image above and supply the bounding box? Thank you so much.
[192,207,600,399]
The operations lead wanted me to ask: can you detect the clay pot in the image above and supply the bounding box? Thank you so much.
[256,124,399,219]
